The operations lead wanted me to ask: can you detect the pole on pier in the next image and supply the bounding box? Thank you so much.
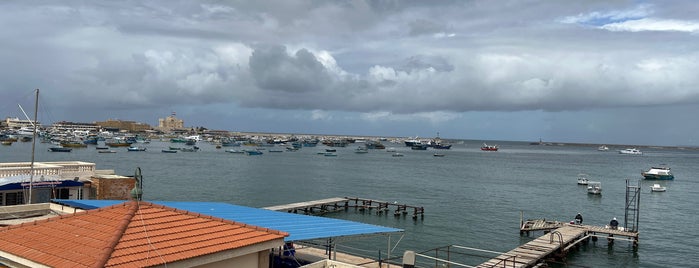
[402,250,415,268]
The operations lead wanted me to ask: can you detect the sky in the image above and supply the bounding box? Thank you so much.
[2,1,698,146]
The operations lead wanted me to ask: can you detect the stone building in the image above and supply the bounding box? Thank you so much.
[158,112,184,131]
[95,119,151,132]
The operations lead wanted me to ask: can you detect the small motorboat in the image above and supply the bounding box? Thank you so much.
[481,143,498,151]
[392,153,404,157]
[127,146,147,151]
[587,181,602,195]
[161,149,178,153]
[619,148,642,155]
[98,150,117,153]
[577,174,590,185]
[433,153,445,157]
[650,184,666,192]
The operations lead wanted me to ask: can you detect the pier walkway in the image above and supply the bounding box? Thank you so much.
[263,197,424,219]
[476,221,638,268]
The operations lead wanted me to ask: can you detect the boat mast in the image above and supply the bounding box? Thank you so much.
[28,89,39,204]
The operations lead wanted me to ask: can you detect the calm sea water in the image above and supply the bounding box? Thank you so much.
[2,140,698,267]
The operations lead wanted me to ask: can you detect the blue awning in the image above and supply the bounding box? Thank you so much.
[53,199,403,242]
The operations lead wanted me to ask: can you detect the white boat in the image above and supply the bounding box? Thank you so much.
[650,184,666,192]
[642,166,674,180]
[619,148,642,155]
[587,181,602,195]
[577,174,590,185]
[597,145,609,151]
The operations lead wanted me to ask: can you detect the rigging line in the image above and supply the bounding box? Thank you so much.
[135,201,168,268]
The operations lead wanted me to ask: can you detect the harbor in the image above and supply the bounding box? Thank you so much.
[0,139,696,267]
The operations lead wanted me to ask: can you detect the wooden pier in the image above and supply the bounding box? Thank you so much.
[476,220,639,268]
[263,197,424,219]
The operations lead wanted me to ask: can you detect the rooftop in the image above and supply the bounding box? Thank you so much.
[0,201,288,267]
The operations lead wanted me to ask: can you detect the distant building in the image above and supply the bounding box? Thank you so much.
[3,117,39,129]
[51,121,99,132]
[95,119,151,132]
[158,112,184,132]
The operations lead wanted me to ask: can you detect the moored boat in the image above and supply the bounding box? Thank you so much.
[161,149,178,153]
[245,150,263,155]
[597,145,609,151]
[49,147,72,152]
[577,174,590,185]
[619,148,642,155]
[650,183,666,192]
[642,166,674,180]
[127,146,147,151]
[587,181,602,195]
[480,143,498,151]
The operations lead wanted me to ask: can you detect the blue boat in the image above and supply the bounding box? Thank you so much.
[245,150,263,155]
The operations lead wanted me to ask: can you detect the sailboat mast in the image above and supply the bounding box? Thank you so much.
[28,89,39,204]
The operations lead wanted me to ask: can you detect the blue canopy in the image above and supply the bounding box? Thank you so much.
[53,199,403,242]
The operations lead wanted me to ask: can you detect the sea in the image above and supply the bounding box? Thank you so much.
[2,139,698,267]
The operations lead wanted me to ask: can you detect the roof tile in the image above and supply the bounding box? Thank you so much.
[0,201,287,267]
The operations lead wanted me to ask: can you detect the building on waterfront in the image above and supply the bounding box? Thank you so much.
[95,119,151,132]
[158,112,184,132]
[50,120,100,132]
[0,162,134,205]
[2,117,39,129]
[0,201,288,268]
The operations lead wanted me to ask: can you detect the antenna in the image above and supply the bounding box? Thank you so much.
[27,89,39,204]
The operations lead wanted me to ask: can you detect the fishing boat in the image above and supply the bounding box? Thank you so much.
[577,174,590,185]
[480,143,498,151]
[127,146,147,151]
[245,150,263,155]
[60,140,87,148]
[618,148,642,155]
[410,144,428,150]
[587,181,602,195]
[49,147,72,152]
[105,140,132,147]
[354,147,368,153]
[642,166,674,180]
[180,146,200,152]
[650,184,666,192]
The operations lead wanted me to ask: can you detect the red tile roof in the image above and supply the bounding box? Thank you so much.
[0,201,288,268]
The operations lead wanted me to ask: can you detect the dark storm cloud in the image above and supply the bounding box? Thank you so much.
[2,0,699,134]
[249,45,332,93]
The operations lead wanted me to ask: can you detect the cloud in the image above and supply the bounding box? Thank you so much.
[601,18,699,32]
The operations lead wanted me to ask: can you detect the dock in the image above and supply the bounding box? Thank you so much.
[476,221,638,268]
[263,197,424,219]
